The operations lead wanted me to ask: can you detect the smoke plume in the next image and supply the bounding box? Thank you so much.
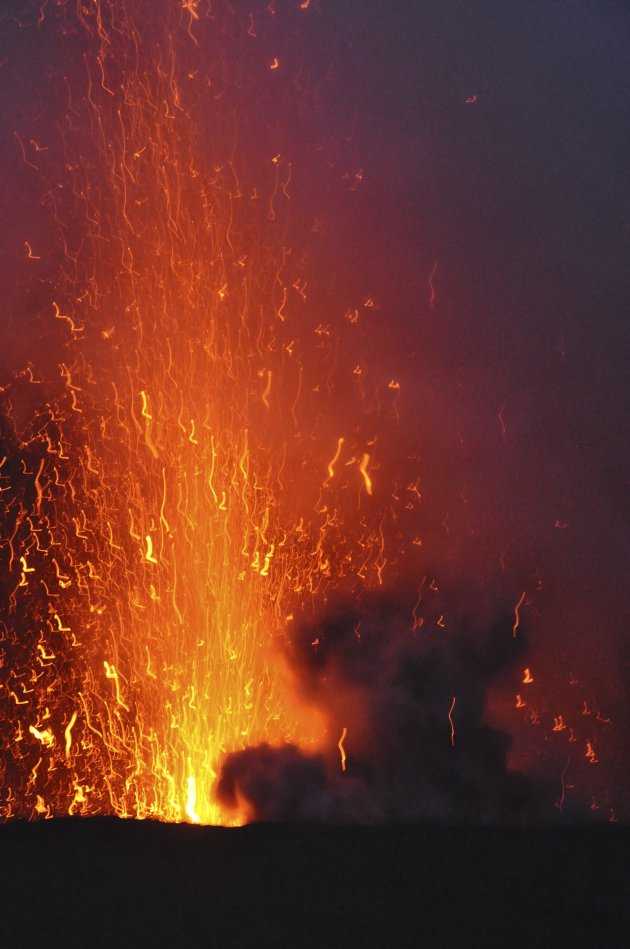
[217,589,548,822]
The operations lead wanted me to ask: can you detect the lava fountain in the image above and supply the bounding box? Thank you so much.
[1,0,396,823]
[2,0,624,827]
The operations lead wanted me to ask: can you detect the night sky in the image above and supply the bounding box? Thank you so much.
[1,2,630,946]
[341,0,630,815]
[219,0,630,818]
[1,0,629,821]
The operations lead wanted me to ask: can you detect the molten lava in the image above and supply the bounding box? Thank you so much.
[1,0,624,826]
[0,0,392,823]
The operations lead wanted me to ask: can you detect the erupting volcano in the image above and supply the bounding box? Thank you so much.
[1,0,628,840]
[1,0,420,825]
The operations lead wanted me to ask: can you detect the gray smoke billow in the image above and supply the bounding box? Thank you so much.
[217,590,548,823]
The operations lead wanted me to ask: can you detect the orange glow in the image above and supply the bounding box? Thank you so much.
[0,0,397,825]
[4,0,615,831]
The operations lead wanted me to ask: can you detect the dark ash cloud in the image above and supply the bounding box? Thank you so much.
[217,590,549,823]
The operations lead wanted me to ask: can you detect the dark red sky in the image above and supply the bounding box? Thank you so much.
[1,0,628,818]
[220,0,630,811]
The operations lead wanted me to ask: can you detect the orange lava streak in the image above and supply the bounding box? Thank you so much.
[338,726,348,772]
[512,590,526,637]
[448,696,456,747]
[326,436,345,482]
[359,453,373,495]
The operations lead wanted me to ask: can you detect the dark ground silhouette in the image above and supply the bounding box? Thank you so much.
[0,818,627,948]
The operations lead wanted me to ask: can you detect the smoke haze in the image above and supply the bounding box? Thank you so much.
[1,0,628,821]
[218,590,548,822]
